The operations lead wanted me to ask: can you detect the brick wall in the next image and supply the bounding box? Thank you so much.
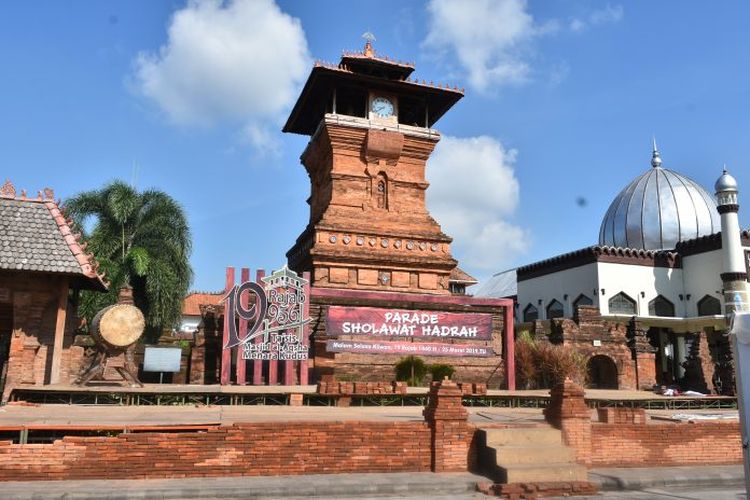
[546,380,743,468]
[0,379,473,482]
[0,421,432,481]
[590,421,742,467]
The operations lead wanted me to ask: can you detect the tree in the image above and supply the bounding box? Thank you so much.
[65,180,192,342]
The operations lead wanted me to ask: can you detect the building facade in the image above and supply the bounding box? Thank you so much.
[480,146,749,392]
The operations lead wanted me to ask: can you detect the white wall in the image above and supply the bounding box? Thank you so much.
[516,263,599,320]
[682,249,725,316]
[597,262,685,317]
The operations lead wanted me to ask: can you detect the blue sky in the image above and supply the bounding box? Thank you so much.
[2,1,748,292]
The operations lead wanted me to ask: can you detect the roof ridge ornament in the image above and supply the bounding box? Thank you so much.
[0,179,16,199]
[651,136,662,168]
[362,31,376,57]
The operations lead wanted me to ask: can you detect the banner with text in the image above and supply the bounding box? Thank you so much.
[326,306,493,340]
[326,339,494,357]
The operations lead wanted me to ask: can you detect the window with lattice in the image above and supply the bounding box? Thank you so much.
[608,292,636,315]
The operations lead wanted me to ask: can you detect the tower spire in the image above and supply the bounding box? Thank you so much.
[362,31,376,57]
[651,136,662,168]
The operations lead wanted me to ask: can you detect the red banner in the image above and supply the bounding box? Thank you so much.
[326,339,494,357]
[325,306,493,340]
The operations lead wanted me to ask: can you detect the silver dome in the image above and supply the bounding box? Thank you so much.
[599,150,720,251]
[715,167,738,193]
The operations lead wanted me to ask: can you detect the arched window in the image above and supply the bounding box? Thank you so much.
[648,295,675,317]
[697,295,721,316]
[608,292,636,315]
[546,299,565,319]
[573,294,593,309]
[374,173,388,210]
[523,304,538,322]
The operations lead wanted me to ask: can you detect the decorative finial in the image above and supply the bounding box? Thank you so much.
[651,136,662,168]
[0,179,16,199]
[362,31,376,57]
[723,163,728,174]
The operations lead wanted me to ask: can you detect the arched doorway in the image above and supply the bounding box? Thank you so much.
[587,355,618,389]
[0,302,12,397]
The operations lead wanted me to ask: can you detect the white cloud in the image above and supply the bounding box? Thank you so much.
[427,135,529,272]
[131,0,310,152]
[423,0,536,92]
[570,4,624,33]
[423,0,624,92]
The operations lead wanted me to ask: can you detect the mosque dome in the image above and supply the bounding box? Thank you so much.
[598,143,721,250]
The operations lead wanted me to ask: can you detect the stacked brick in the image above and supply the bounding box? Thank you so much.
[545,379,743,468]
[543,378,592,465]
[0,421,432,481]
[316,380,408,395]
[423,379,473,472]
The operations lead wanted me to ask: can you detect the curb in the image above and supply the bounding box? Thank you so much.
[0,472,485,500]
[589,465,744,491]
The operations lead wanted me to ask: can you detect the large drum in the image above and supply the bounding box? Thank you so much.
[90,304,145,351]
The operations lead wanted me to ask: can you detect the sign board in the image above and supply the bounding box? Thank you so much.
[223,265,311,361]
[326,306,493,340]
[143,347,182,373]
[326,339,494,357]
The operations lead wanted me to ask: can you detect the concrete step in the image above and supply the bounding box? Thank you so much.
[483,427,562,447]
[501,463,589,484]
[491,444,576,465]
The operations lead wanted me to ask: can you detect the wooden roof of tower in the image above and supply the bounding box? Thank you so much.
[283,40,463,135]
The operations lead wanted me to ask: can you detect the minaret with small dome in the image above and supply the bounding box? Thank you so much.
[715,166,748,315]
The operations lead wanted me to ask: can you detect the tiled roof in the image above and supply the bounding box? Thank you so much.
[0,180,107,290]
[183,291,224,316]
[449,266,478,285]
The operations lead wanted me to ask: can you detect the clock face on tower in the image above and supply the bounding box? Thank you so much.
[371,96,395,118]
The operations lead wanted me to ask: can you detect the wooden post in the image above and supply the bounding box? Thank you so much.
[220,267,235,386]
[253,269,265,385]
[504,302,515,391]
[235,267,250,385]
[49,278,69,385]
[300,271,311,385]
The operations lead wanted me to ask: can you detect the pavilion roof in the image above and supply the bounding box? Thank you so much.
[0,180,107,291]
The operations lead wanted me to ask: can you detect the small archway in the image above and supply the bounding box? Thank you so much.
[587,355,619,389]
[523,304,538,322]
[609,292,636,315]
[697,295,721,316]
[649,295,675,317]
[546,299,564,319]
[573,294,593,309]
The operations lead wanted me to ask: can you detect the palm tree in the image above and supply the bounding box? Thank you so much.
[65,180,192,341]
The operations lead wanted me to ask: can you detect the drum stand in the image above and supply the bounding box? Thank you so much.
[74,345,143,387]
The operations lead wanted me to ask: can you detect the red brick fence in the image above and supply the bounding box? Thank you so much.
[0,379,741,482]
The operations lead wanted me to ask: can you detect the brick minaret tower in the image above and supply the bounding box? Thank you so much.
[284,37,464,294]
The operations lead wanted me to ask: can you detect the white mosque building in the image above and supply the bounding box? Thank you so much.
[478,144,749,392]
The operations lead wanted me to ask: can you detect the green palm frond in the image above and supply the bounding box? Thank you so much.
[65,180,193,341]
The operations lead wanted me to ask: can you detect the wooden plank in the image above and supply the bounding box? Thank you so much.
[253,269,265,385]
[49,278,69,385]
[220,267,235,385]
[235,267,250,386]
